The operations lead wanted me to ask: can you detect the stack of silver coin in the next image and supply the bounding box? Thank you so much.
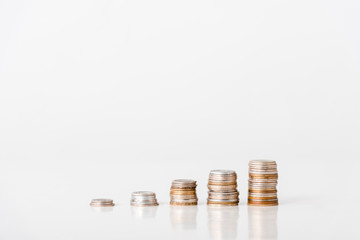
[89,198,115,207]
[207,170,239,206]
[170,179,198,206]
[130,191,159,207]
[248,160,278,206]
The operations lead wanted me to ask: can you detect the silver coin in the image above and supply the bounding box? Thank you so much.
[247,198,278,202]
[249,160,277,165]
[90,199,114,207]
[170,195,198,200]
[90,199,113,203]
[131,191,156,197]
[210,169,236,175]
[130,203,159,207]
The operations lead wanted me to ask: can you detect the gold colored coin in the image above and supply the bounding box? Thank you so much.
[249,173,278,179]
[170,201,198,206]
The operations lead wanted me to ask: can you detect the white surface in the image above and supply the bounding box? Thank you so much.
[1,0,360,239]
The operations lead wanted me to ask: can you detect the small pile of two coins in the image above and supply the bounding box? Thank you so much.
[248,160,278,206]
[170,179,198,206]
[90,198,115,207]
[207,170,239,206]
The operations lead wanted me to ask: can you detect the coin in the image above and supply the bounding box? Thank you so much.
[90,198,115,207]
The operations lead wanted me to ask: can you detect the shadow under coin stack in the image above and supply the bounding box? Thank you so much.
[207,170,239,206]
[248,160,278,206]
[130,191,159,206]
[170,179,198,206]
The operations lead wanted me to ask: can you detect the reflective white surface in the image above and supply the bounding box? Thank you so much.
[1,0,360,238]
[1,196,359,239]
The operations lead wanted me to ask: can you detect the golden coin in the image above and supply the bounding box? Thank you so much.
[207,201,239,206]
[170,190,197,194]
[247,201,278,206]
[170,201,198,206]
[249,173,278,179]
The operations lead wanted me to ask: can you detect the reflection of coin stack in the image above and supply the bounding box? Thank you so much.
[131,205,158,219]
[248,160,278,206]
[207,170,239,206]
[170,206,198,230]
[208,206,239,240]
[170,179,198,206]
[130,191,159,206]
[248,206,278,240]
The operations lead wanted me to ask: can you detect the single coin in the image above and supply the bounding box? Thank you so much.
[207,198,239,203]
[170,195,198,200]
[249,174,278,179]
[170,191,197,195]
[248,200,278,205]
[208,181,237,186]
[131,203,159,207]
[210,169,236,175]
[249,160,277,165]
[207,201,239,206]
[170,201,198,206]
[249,189,277,193]
[131,191,156,197]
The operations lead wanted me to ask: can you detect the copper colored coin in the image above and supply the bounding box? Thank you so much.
[249,173,278,179]
[208,181,237,186]
[207,201,239,206]
[170,201,198,206]
[248,200,278,206]
[170,190,197,194]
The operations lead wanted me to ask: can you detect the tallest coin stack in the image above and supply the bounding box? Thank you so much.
[248,160,278,206]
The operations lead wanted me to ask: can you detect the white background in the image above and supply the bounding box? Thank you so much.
[1,0,360,239]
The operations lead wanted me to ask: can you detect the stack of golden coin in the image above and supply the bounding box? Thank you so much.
[248,160,278,206]
[207,170,239,206]
[170,179,198,206]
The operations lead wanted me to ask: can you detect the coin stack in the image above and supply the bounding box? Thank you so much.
[130,191,159,207]
[248,160,278,206]
[207,170,239,206]
[170,179,198,206]
[89,198,115,207]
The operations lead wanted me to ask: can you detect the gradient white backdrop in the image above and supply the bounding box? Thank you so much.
[1,0,360,239]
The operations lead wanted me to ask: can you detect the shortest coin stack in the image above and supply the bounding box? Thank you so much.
[130,191,159,207]
[90,198,115,207]
[170,179,198,206]
[207,170,239,206]
[248,160,279,206]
